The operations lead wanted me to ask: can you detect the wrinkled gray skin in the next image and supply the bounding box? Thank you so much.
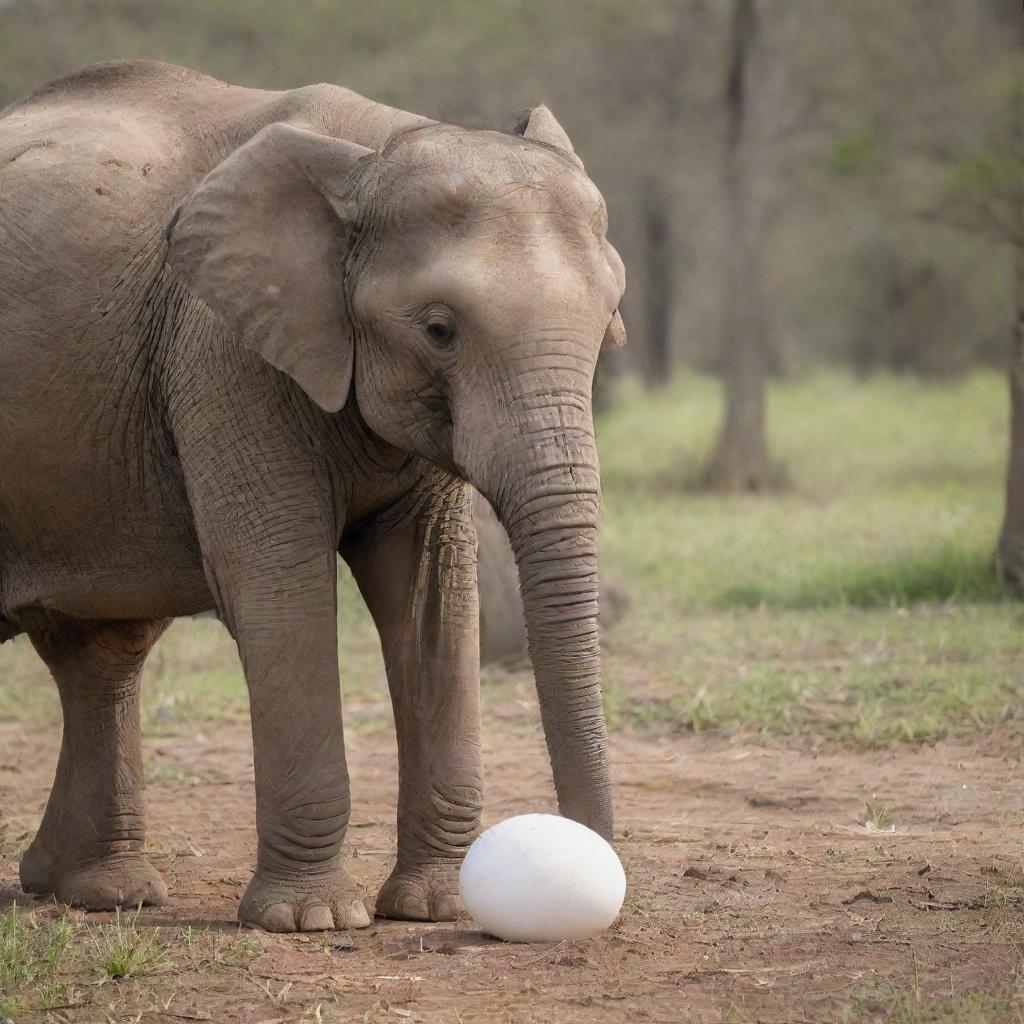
[0,61,626,932]
[476,491,630,666]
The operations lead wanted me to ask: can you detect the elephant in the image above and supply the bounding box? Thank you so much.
[0,60,626,933]
[475,491,630,666]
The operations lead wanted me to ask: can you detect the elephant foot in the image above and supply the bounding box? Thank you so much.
[238,865,371,933]
[20,846,167,910]
[375,865,463,922]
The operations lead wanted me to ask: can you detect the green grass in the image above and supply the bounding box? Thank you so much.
[1,371,1020,750]
[841,981,1024,1023]
[600,605,1024,746]
[88,908,169,981]
[0,906,267,1021]
[0,905,73,1015]
[598,371,1008,612]
[719,543,1003,610]
[594,370,1024,748]
[0,907,76,1019]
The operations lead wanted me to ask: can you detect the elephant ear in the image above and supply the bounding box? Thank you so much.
[602,241,627,352]
[602,310,627,352]
[165,122,372,413]
[511,105,583,168]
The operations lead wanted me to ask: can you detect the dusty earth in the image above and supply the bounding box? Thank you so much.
[2,696,1024,1023]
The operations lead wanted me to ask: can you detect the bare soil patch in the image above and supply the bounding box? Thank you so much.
[2,704,1023,1023]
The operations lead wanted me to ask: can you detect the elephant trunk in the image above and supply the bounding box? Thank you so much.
[478,409,613,840]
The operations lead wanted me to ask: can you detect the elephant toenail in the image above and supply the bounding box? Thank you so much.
[299,903,334,931]
[431,894,462,921]
[256,902,298,932]
[348,899,371,929]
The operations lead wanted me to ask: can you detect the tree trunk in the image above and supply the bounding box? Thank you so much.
[994,15,1024,592]
[996,230,1024,591]
[702,0,777,491]
[707,174,771,488]
[641,180,675,388]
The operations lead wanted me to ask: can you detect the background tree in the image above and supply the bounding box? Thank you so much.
[820,0,1022,583]
[985,18,1024,589]
[702,0,774,490]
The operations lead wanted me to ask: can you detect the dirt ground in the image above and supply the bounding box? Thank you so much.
[3,685,1024,1024]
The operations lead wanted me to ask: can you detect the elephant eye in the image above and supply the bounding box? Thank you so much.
[424,312,456,348]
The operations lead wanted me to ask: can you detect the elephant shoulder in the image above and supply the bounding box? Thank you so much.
[0,63,237,224]
[1,61,279,147]
[3,62,426,155]
[3,61,231,117]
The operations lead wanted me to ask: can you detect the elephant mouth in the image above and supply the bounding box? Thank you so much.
[416,391,451,423]
[401,388,455,472]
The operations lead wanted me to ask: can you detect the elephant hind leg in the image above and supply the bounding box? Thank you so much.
[20,618,170,910]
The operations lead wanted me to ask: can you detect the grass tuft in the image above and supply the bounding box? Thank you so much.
[0,906,76,1019]
[864,801,896,832]
[88,908,168,981]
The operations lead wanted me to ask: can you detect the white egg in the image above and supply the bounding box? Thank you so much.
[459,813,626,942]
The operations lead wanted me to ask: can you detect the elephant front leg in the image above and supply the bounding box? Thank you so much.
[196,522,369,933]
[344,477,483,922]
[233,589,371,933]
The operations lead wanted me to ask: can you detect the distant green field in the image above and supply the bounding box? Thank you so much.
[2,371,1021,749]
[598,371,1022,747]
[599,371,1007,610]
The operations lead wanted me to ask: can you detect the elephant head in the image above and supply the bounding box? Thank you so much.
[166,108,626,840]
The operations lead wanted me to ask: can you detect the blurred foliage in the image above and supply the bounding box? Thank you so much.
[951,146,1024,196]
[0,0,1018,381]
[829,127,883,178]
